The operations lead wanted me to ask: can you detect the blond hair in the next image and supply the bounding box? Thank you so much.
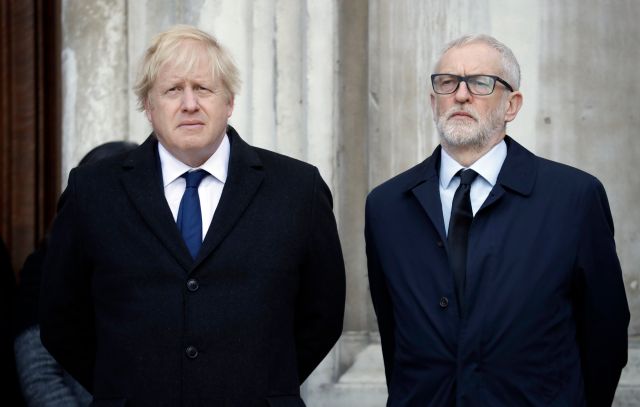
[133,25,241,110]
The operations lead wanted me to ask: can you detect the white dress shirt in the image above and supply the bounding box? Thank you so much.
[439,140,507,235]
[158,135,230,241]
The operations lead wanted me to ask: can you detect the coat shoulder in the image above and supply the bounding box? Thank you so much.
[367,159,431,205]
[67,150,134,186]
[253,147,316,172]
[251,146,321,186]
[536,156,603,191]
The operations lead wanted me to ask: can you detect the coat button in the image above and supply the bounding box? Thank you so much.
[436,240,444,248]
[186,279,199,292]
[439,297,449,308]
[185,346,198,359]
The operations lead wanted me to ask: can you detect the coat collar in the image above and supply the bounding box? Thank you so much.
[120,125,264,273]
[406,135,537,195]
[495,136,536,197]
[407,147,446,241]
[406,136,538,238]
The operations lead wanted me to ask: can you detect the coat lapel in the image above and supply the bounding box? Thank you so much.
[479,136,537,212]
[193,126,265,269]
[119,136,195,271]
[407,137,537,239]
[409,146,447,243]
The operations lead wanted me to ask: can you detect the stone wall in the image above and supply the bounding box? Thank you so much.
[61,0,640,403]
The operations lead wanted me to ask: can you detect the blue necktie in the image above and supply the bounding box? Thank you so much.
[177,169,208,259]
[448,168,478,318]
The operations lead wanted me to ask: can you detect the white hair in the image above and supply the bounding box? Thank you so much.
[435,34,521,90]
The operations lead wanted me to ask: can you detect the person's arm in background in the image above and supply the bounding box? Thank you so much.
[1,238,26,406]
[15,245,91,406]
[39,173,96,392]
[15,325,91,407]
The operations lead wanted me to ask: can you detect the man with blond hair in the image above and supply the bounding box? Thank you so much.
[40,25,345,406]
[366,34,629,406]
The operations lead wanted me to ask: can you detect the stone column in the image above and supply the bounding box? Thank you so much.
[60,0,640,405]
[367,0,640,335]
[61,0,128,180]
[536,0,640,336]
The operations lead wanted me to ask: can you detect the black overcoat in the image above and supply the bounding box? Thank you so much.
[40,126,346,406]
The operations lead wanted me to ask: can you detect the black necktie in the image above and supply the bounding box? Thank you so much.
[448,169,478,318]
[177,169,208,259]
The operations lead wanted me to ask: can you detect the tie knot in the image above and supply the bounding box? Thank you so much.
[182,169,208,188]
[458,168,478,186]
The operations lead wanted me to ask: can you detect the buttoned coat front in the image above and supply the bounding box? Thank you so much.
[40,127,346,407]
[365,137,629,407]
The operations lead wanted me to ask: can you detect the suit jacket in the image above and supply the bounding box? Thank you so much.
[365,136,629,407]
[40,126,346,407]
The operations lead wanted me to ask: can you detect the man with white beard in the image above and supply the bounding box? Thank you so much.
[365,34,629,406]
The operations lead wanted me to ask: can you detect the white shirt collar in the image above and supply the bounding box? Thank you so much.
[158,134,230,187]
[439,139,507,188]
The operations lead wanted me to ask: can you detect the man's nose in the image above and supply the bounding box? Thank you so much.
[181,87,199,111]
[454,81,472,103]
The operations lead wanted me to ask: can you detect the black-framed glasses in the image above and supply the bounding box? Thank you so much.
[431,74,514,95]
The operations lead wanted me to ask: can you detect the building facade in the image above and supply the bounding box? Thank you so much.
[60,0,640,405]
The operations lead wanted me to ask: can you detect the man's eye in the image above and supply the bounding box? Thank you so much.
[195,86,212,93]
[470,78,491,88]
[437,77,458,88]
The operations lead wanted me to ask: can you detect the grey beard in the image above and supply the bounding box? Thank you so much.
[436,105,507,150]
[437,119,492,149]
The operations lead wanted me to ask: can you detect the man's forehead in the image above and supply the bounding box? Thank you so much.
[156,58,216,84]
[435,42,502,75]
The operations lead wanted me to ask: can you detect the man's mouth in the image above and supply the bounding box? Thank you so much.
[448,111,475,120]
[178,121,205,128]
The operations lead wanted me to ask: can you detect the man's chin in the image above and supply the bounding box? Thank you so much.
[440,130,487,149]
[441,124,479,144]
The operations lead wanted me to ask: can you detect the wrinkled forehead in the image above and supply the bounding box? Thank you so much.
[435,43,503,76]
[156,40,216,83]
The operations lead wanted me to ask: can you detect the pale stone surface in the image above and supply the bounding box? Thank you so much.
[306,343,640,406]
[535,0,640,336]
[338,345,386,384]
[367,0,640,336]
[61,0,128,180]
[337,0,372,334]
[249,1,276,150]
[304,342,387,406]
[304,0,339,187]
[60,0,640,403]
[274,0,305,158]
[615,346,640,406]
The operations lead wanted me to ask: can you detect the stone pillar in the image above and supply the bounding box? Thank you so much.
[536,0,640,335]
[62,0,346,399]
[61,0,128,180]
[367,0,639,336]
[60,0,640,405]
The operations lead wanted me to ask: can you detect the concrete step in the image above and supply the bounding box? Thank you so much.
[305,343,640,406]
[614,346,640,407]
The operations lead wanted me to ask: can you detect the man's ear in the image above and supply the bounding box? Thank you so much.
[430,93,437,118]
[504,91,523,123]
[144,98,152,122]
[226,96,234,118]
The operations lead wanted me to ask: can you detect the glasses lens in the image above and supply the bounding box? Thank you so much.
[433,75,459,94]
[467,76,495,95]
